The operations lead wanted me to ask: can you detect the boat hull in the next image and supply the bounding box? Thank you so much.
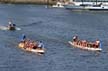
[86,6,108,11]
[0,26,21,31]
[68,41,102,51]
[64,4,87,11]
[18,43,45,54]
[8,26,16,30]
[88,8,108,11]
[64,3,108,11]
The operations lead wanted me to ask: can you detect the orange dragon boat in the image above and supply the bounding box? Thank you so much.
[68,36,102,51]
[18,40,45,54]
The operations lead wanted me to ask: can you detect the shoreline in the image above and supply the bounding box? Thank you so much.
[0,0,57,5]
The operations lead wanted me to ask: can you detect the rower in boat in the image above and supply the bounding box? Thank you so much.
[37,41,44,49]
[94,39,100,48]
[8,19,16,30]
[81,40,87,47]
[73,35,78,42]
[20,34,26,42]
[72,35,78,45]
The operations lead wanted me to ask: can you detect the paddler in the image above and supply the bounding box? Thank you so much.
[8,19,16,28]
[20,34,26,42]
[8,19,12,28]
[95,39,100,48]
[12,24,16,27]
[38,41,44,49]
[73,35,78,42]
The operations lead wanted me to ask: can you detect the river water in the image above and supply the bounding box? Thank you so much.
[0,4,108,71]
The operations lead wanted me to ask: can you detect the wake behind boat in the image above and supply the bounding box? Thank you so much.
[68,36,102,51]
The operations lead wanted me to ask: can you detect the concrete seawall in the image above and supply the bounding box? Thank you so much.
[0,0,60,5]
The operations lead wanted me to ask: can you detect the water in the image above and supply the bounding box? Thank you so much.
[0,4,108,71]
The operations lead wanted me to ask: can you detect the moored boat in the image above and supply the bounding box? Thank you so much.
[64,1,108,11]
[85,4,108,11]
[52,2,64,8]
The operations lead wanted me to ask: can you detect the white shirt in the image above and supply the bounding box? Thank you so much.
[38,42,44,48]
[9,21,12,25]
[96,41,100,44]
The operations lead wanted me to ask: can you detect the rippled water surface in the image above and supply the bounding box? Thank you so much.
[0,4,108,71]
